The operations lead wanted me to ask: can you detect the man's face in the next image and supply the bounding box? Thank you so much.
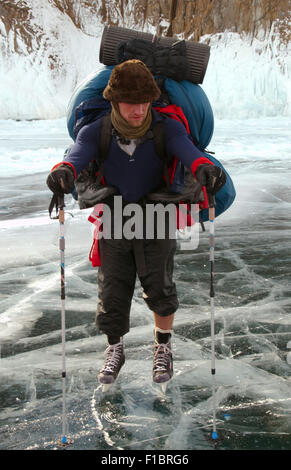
[118,102,150,127]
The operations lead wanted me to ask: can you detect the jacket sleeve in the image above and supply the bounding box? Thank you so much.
[54,121,100,176]
[165,119,214,175]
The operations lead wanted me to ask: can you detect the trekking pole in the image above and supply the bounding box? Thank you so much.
[208,191,218,444]
[57,193,71,447]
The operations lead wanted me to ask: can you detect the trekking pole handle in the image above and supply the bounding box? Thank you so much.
[208,192,216,223]
[58,195,65,223]
[208,174,217,211]
[58,178,65,221]
[208,193,215,209]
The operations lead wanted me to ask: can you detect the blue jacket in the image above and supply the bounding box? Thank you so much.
[64,109,211,203]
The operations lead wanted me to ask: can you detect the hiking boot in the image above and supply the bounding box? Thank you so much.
[153,341,173,384]
[98,341,125,385]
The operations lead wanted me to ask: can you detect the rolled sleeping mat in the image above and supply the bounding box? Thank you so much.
[99,25,210,84]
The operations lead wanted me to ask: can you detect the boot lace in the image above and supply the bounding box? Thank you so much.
[153,343,171,372]
[101,342,123,373]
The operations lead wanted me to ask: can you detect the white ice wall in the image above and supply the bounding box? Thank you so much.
[202,28,291,119]
[0,0,100,120]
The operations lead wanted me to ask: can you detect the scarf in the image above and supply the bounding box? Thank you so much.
[111,102,152,140]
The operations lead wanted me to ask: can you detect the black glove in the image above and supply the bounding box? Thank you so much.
[46,164,75,194]
[195,164,226,194]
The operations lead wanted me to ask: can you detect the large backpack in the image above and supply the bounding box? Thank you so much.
[66,66,235,222]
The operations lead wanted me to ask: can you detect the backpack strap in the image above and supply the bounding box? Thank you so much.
[94,114,113,186]
[152,119,171,191]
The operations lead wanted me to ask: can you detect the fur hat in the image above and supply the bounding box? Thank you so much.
[103,59,161,103]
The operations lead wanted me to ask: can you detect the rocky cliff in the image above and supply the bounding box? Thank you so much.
[0,0,290,119]
[167,0,290,41]
[2,0,289,51]
[93,0,290,41]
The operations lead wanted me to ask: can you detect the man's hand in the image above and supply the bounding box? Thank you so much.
[195,164,226,194]
[46,164,75,194]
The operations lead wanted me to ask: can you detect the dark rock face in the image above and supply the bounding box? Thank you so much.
[1,0,289,57]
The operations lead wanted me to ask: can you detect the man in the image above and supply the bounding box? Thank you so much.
[47,59,225,389]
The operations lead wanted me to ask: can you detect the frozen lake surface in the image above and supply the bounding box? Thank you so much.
[0,117,291,450]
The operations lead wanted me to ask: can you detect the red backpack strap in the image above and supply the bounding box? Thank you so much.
[154,104,191,134]
[152,119,171,190]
